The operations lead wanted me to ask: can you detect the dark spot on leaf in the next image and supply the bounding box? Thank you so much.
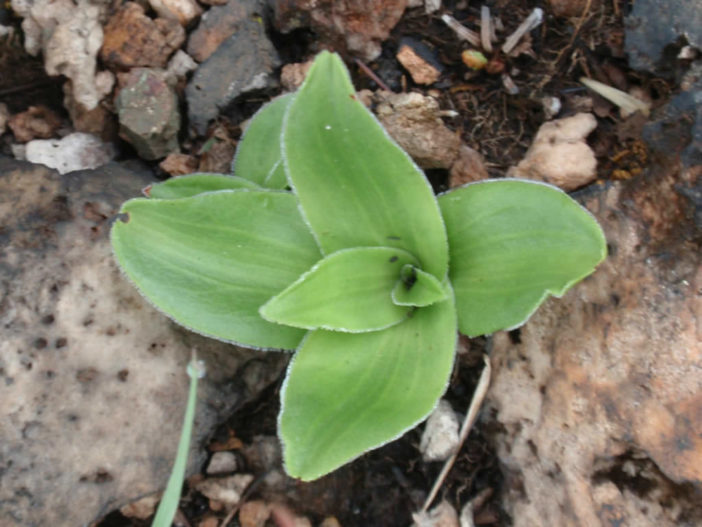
[115,212,130,224]
[349,93,356,100]
[389,256,398,263]
[387,235,401,241]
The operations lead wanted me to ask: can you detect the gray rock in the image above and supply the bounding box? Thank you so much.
[186,19,280,135]
[0,157,286,526]
[116,68,181,160]
[206,451,239,475]
[625,0,702,74]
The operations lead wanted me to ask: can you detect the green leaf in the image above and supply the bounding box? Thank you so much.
[439,180,607,337]
[233,93,294,189]
[392,264,448,307]
[283,51,449,279]
[145,173,260,199]
[280,292,457,480]
[151,354,204,527]
[260,247,416,332]
[111,190,321,349]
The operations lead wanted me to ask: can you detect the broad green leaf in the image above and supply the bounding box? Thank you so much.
[283,51,449,279]
[280,291,457,480]
[145,173,260,199]
[392,264,448,307]
[260,247,416,332]
[111,190,321,349]
[439,180,607,337]
[233,93,294,189]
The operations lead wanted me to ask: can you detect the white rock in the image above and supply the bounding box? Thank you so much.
[167,50,198,79]
[23,133,115,174]
[413,500,460,527]
[206,451,238,475]
[425,0,442,13]
[195,474,254,506]
[11,0,110,109]
[149,0,202,25]
[420,399,460,462]
[459,503,475,527]
[508,112,598,191]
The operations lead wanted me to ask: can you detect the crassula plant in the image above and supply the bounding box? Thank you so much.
[111,51,606,481]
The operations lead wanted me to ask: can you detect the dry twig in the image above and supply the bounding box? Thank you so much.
[421,354,492,512]
[502,8,543,54]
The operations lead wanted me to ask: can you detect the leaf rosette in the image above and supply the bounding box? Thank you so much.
[111,52,606,480]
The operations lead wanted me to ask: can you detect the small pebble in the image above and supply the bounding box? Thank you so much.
[206,451,238,475]
[420,399,460,462]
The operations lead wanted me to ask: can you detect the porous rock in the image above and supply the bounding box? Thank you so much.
[508,112,598,190]
[11,0,110,110]
[23,132,116,174]
[63,79,116,139]
[186,0,265,63]
[0,157,287,526]
[373,91,461,169]
[186,19,280,135]
[101,2,185,69]
[487,168,702,524]
[272,0,407,61]
[116,68,181,160]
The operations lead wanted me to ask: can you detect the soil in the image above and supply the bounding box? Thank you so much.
[0,1,696,526]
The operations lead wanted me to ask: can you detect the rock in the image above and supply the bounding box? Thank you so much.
[625,0,702,75]
[449,145,489,187]
[547,0,597,17]
[419,399,460,462]
[206,451,239,475]
[120,494,159,520]
[195,474,254,506]
[7,105,62,143]
[63,80,116,139]
[270,504,312,527]
[14,0,109,110]
[487,165,702,525]
[167,50,198,80]
[116,68,181,160]
[374,91,461,169]
[160,152,199,176]
[100,2,185,70]
[319,517,342,527]
[0,157,287,526]
[239,500,272,527]
[186,19,280,135]
[272,0,406,61]
[22,133,116,174]
[412,501,460,527]
[148,0,202,25]
[0,102,9,135]
[508,112,598,191]
[186,0,265,63]
[280,60,313,91]
[396,37,442,85]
